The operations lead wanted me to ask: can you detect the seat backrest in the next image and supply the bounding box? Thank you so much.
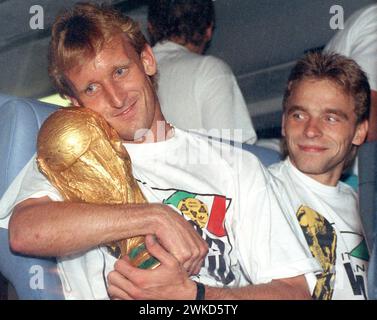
[0,94,59,198]
[0,93,64,300]
[359,142,377,251]
[242,143,281,167]
[358,141,377,299]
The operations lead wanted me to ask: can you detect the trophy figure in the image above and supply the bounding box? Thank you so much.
[36,107,159,269]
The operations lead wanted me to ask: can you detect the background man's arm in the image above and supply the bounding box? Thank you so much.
[9,197,208,274]
[199,58,256,144]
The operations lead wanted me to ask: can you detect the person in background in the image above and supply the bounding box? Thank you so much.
[269,52,370,299]
[147,0,257,144]
[325,4,377,141]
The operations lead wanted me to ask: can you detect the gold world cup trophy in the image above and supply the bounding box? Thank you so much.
[36,107,159,269]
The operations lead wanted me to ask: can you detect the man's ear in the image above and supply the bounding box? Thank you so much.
[147,22,154,37]
[204,23,214,42]
[67,96,80,107]
[352,119,369,146]
[281,113,286,137]
[281,82,292,138]
[141,44,157,76]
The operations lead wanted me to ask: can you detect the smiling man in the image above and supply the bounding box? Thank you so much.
[65,36,165,142]
[269,52,370,299]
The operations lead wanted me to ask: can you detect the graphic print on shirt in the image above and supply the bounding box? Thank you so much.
[141,185,235,285]
[340,232,369,299]
[296,205,369,299]
[296,205,337,300]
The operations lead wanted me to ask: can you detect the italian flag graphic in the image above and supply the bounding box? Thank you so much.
[163,191,229,237]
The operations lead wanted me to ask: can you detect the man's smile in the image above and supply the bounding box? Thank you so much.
[297,144,328,153]
[113,99,138,118]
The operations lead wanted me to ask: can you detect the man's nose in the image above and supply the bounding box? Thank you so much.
[105,83,126,109]
[304,118,322,138]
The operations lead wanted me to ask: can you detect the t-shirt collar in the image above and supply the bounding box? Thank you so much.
[153,40,189,53]
[286,157,342,195]
[123,126,181,159]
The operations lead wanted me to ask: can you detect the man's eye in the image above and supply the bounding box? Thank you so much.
[115,67,127,77]
[292,112,304,120]
[326,115,338,123]
[85,84,97,95]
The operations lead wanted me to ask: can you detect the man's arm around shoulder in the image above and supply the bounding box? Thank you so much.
[9,197,207,274]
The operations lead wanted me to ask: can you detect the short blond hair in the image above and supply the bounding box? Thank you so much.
[48,2,153,99]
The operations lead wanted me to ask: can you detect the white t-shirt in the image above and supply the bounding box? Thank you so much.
[153,41,257,144]
[269,159,369,300]
[325,4,377,91]
[0,129,319,299]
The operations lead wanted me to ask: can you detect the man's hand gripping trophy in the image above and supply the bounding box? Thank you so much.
[36,107,159,269]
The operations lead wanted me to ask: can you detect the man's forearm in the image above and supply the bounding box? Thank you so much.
[9,198,159,257]
[205,276,311,300]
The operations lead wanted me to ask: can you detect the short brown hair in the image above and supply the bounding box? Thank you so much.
[48,2,151,99]
[283,51,371,124]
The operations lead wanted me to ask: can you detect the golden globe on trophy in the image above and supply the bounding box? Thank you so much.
[36,107,159,269]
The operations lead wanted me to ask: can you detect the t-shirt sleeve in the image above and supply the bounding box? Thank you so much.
[349,39,377,91]
[325,6,377,91]
[196,56,257,143]
[234,158,321,285]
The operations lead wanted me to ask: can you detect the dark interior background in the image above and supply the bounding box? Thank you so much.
[0,0,375,137]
